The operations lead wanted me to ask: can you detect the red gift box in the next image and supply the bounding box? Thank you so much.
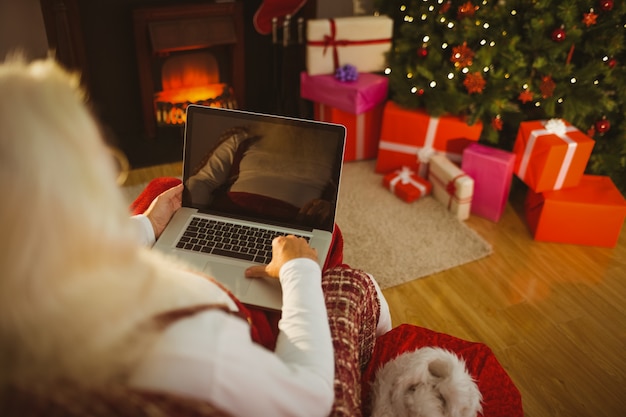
[462,143,516,222]
[300,71,388,114]
[375,101,482,175]
[383,166,432,203]
[525,175,626,248]
[513,119,595,192]
[314,102,384,162]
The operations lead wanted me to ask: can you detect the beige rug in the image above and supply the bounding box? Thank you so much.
[335,160,492,289]
[122,160,493,289]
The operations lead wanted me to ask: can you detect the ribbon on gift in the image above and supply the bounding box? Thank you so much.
[517,119,580,190]
[416,116,440,176]
[318,103,366,160]
[429,171,472,209]
[378,141,463,167]
[307,19,392,70]
[389,166,427,196]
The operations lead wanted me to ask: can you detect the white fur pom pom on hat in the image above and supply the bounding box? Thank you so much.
[370,347,483,417]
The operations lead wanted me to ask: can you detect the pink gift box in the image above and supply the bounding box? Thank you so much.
[383,166,432,203]
[300,72,388,114]
[462,143,516,222]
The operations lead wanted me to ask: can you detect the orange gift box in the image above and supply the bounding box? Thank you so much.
[525,175,626,248]
[375,101,482,174]
[314,101,384,162]
[382,166,432,203]
[513,119,595,193]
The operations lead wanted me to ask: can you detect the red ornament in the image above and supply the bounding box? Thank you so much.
[458,1,478,19]
[551,27,566,42]
[608,58,617,68]
[451,42,475,68]
[540,76,556,98]
[417,47,429,58]
[463,72,486,94]
[599,0,614,11]
[439,1,452,14]
[595,118,611,133]
[518,89,533,104]
[582,9,598,27]
[491,115,503,131]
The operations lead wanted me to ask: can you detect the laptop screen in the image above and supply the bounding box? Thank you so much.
[182,105,346,233]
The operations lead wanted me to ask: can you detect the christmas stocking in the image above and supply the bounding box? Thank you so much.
[253,0,308,35]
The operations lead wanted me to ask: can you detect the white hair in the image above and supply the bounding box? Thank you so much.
[0,54,209,389]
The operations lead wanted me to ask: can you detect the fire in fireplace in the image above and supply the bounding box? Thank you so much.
[154,51,237,125]
[133,2,245,137]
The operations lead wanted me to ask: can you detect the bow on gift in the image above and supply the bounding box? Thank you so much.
[396,166,413,184]
[308,19,392,70]
[430,172,472,209]
[517,118,580,190]
[389,166,428,197]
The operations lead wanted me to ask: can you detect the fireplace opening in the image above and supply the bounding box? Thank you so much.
[154,51,237,125]
[134,2,244,138]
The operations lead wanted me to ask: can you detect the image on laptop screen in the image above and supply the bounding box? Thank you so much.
[182,106,345,234]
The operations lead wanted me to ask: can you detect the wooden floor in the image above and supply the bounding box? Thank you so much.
[124,162,626,417]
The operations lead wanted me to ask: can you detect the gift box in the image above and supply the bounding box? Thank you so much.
[300,71,388,114]
[314,101,384,162]
[375,101,483,175]
[513,118,595,193]
[524,175,626,248]
[383,166,432,203]
[306,15,393,76]
[428,154,474,220]
[462,143,516,222]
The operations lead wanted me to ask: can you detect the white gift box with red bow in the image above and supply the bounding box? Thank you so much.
[306,16,393,76]
[428,154,474,220]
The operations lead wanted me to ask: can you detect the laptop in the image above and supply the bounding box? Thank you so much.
[153,104,346,310]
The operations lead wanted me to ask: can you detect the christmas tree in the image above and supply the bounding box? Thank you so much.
[375,0,626,193]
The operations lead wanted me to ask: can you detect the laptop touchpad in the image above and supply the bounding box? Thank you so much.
[202,261,252,297]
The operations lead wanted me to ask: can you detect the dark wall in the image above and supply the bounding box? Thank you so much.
[68,0,314,167]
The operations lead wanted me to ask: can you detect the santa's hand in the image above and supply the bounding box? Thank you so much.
[245,235,318,279]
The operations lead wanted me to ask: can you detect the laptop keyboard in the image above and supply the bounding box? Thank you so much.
[175,216,309,264]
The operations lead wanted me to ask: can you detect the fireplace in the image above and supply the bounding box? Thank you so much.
[133,2,245,138]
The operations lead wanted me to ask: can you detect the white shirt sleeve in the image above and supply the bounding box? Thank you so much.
[129,258,334,417]
[131,214,156,246]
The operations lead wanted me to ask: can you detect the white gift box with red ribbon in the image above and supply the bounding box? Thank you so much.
[428,154,474,220]
[306,16,393,76]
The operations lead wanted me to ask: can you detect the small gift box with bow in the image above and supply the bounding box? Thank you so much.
[524,175,626,248]
[383,166,432,203]
[306,15,393,76]
[375,101,482,176]
[513,118,595,193]
[301,71,388,162]
[428,154,474,220]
